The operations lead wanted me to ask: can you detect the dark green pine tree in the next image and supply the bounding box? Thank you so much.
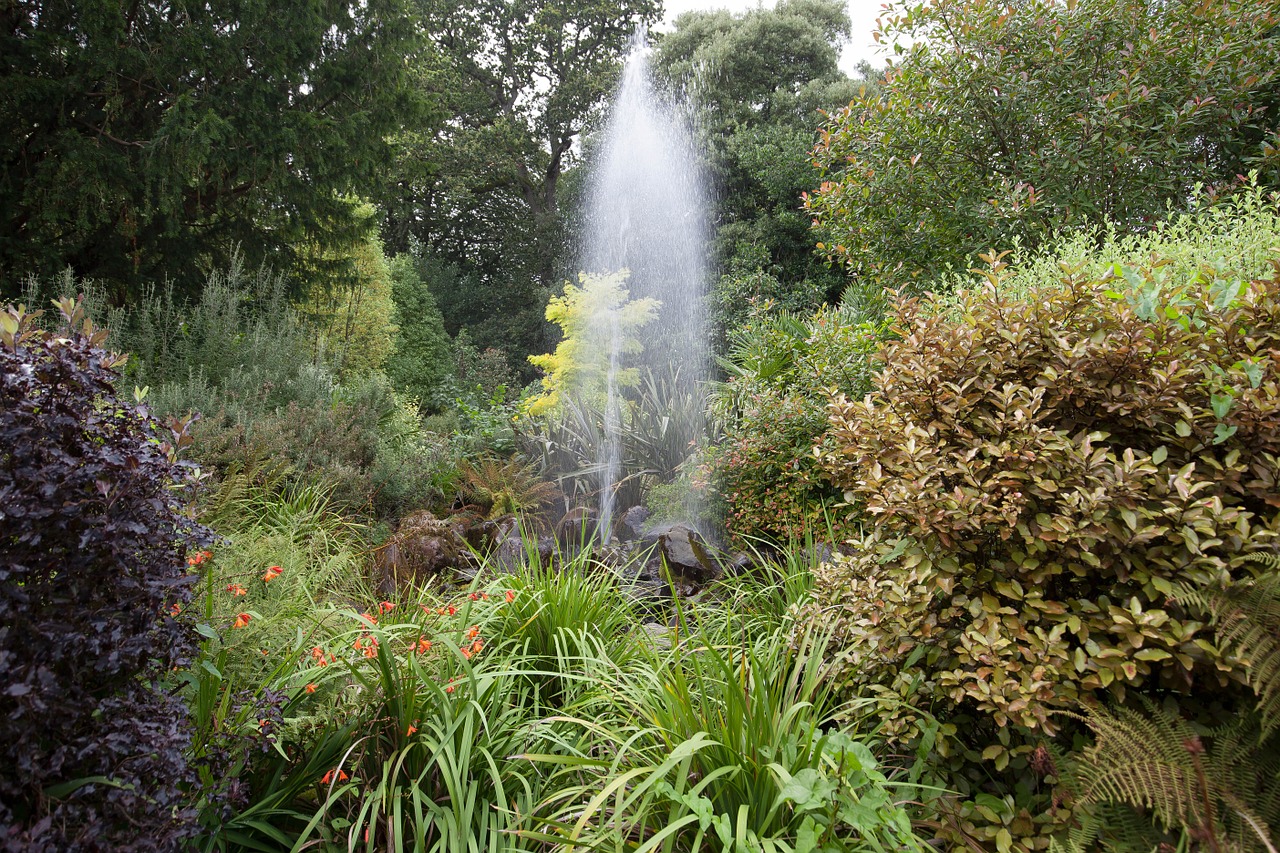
[0,0,432,302]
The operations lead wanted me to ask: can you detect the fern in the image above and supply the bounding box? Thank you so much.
[1174,561,1280,736]
[1055,702,1279,853]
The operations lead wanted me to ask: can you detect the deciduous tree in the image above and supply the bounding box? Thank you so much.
[806,0,1280,295]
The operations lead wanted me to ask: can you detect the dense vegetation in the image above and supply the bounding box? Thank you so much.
[2,0,1280,850]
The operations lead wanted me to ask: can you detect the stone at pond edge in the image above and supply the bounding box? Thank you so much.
[641,522,722,586]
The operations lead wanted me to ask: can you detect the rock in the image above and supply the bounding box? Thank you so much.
[490,535,557,573]
[374,511,472,592]
[555,505,597,546]
[615,505,650,541]
[646,521,721,585]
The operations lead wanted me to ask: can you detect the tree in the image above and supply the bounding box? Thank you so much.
[526,271,660,416]
[650,0,864,343]
[805,0,1280,295]
[297,203,398,378]
[384,254,455,412]
[0,0,428,301]
[380,0,661,371]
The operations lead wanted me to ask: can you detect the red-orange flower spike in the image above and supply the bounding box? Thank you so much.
[461,645,473,660]
[505,589,515,603]
[359,611,378,626]
[471,639,484,655]
[416,637,432,654]
[466,625,480,640]
[169,603,182,617]
[233,613,251,629]
[320,768,349,785]
[305,683,317,694]
[406,723,418,736]
[379,601,395,614]
[226,583,247,597]
[262,565,282,583]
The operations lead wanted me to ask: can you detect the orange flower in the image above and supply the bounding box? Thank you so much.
[359,636,379,658]
[436,605,456,617]
[259,719,270,731]
[226,583,247,596]
[445,684,455,694]
[262,565,283,583]
[186,550,212,567]
[406,723,418,736]
[466,625,480,640]
[359,611,378,626]
[461,645,473,660]
[505,589,516,603]
[169,603,182,617]
[470,639,484,655]
[233,613,251,629]
[468,592,479,601]
[416,637,432,654]
[305,683,317,694]
[320,768,349,785]
[260,648,269,656]
[379,601,396,614]
[310,646,327,664]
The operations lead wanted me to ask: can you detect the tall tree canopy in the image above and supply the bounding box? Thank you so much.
[0,0,428,300]
[381,0,661,374]
[651,0,861,340]
[806,0,1280,294]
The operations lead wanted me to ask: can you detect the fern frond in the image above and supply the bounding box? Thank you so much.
[1174,567,1280,736]
[1062,702,1279,853]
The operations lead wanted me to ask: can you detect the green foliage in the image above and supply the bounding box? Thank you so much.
[95,261,455,522]
[806,0,1280,294]
[522,364,707,515]
[384,254,455,413]
[710,305,884,543]
[380,0,661,370]
[933,182,1280,311]
[1054,702,1279,853]
[0,0,428,299]
[530,621,926,851]
[1173,569,1280,738]
[296,202,399,379]
[807,251,1280,847]
[527,271,661,416]
[652,0,862,342]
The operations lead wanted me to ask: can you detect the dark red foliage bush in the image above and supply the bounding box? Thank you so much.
[0,299,210,851]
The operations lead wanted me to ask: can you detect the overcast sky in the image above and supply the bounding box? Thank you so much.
[657,0,892,75]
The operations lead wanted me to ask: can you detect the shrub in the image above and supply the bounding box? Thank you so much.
[0,298,210,850]
[710,305,883,543]
[807,254,1280,845]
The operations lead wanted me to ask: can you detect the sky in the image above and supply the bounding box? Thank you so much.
[657,0,892,75]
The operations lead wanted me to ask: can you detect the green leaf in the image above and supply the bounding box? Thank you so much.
[776,769,838,812]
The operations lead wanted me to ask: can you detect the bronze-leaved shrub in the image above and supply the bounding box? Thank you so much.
[808,255,1280,789]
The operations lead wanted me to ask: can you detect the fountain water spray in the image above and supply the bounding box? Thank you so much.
[578,30,711,539]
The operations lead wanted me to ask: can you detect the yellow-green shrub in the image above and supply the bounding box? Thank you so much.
[808,255,1280,786]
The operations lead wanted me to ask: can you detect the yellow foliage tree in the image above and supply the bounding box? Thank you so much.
[526,271,660,416]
